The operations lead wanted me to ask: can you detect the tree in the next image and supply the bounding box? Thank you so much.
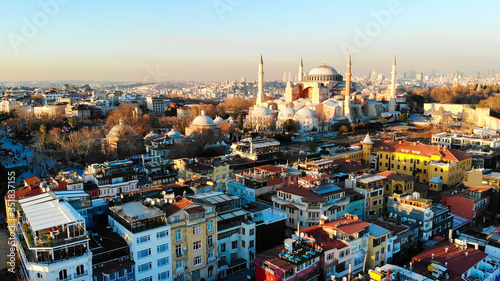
[282,119,298,133]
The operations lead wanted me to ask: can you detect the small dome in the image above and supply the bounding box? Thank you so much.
[192,110,215,126]
[145,131,158,139]
[294,107,317,119]
[252,106,272,116]
[213,116,225,124]
[308,63,339,76]
[107,118,133,137]
[167,129,181,138]
[278,107,296,119]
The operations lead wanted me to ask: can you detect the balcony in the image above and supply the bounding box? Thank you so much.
[208,256,216,263]
[56,276,72,281]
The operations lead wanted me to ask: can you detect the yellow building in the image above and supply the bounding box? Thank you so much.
[377,171,416,195]
[164,198,218,281]
[359,138,472,186]
[367,224,391,269]
[346,174,385,218]
[175,158,232,185]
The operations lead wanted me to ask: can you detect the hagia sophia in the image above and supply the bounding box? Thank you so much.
[183,53,404,136]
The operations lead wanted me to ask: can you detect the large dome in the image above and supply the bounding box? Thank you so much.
[252,106,272,116]
[304,63,343,82]
[294,107,317,119]
[308,63,339,76]
[278,107,296,119]
[192,111,215,126]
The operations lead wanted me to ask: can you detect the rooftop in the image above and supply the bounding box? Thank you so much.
[19,192,83,231]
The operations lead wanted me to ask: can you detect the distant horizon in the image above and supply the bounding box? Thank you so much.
[1,1,499,82]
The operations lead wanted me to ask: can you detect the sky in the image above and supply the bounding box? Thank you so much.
[0,0,499,82]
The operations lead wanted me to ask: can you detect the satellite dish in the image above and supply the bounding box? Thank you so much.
[183,246,187,251]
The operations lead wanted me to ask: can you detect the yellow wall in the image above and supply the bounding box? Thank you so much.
[376,151,471,185]
[367,234,388,269]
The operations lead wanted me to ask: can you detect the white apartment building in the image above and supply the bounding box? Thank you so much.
[109,201,173,281]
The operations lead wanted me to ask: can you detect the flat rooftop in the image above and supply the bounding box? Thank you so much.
[111,201,165,220]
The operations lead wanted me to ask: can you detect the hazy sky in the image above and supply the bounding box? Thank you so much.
[1,0,499,82]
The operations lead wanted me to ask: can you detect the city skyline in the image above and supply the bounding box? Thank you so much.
[1,0,499,82]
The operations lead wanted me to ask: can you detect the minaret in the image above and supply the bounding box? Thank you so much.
[298,57,304,81]
[256,54,264,105]
[345,51,352,122]
[388,53,397,111]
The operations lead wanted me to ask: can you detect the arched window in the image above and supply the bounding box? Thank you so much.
[37,273,43,279]
[59,269,67,280]
[76,264,84,276]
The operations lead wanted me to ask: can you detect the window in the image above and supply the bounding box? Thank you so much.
[137,248,151,259]
[138,262,152,273]
[375,251,380,262]
[59,269,68,280]
[158,257,169,267]
[76,265,85,276]
[194,256,202,266]
[175,245,183,258]
[242,240,246,248]
[249,240,254,248]
[176,260,182,269]
[208,249,214,260]
[250,229,255,236]
[175,229,182,242]
[158,271,170,280]
[157,230,168,239]
[221,243,226,252]
[208,220,214,232]
[193,225,201,235]
[193,240,202,251]
[136,235,150,244]
[139,277,152,281]
[327,253,334,261]
[208,235,214,248]
[157,243,168,253]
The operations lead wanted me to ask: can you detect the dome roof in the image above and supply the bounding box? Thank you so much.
[278,107,296,119]
[192,110,215,126]
[294,107,317,119]
[107,118,133,137]
[308,63,339,76]
[213,116,225,124]
[167,129,181,138]
[145,131,158,139]
[252,106,272,116]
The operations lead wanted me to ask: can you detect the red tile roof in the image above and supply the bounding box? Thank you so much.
[331,158,370,173]
[467,186,492,192]
[320,217,370,236]
[24,176,40,186]
[255,165,287,173]
[412,241,488,277]
[277,185,318,198]
[300,225,347,250]
[164,198,192,217]
[299,174,331,182]
[377,171,417,181]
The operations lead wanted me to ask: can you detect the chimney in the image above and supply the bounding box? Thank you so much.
[465,252,469,258]
[445,262,448,267]
[431,253,434,259]
[445,247,449,253]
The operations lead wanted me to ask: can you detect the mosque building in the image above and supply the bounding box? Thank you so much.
[248,53,401,134]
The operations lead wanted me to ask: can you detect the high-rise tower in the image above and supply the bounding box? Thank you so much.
[388,53,397,111]
[257,54,264,105]
[345,51,352,122]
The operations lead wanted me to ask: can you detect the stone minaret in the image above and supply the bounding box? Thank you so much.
[256,54,264,105]
[388,53,397,111]
[298,57,304,81]
[345,51,352,122]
